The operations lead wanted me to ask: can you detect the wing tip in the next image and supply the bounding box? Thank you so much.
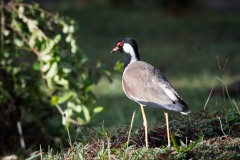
[175,98,191,115]
[181,109,191,115]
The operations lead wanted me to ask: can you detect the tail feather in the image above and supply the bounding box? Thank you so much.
[176,97,191,115]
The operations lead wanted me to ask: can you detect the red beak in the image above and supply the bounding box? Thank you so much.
[110,46,119,53]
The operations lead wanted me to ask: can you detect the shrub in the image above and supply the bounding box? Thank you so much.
[0,0,107,152]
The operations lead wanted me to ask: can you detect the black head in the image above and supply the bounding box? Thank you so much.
[110,38,140,61]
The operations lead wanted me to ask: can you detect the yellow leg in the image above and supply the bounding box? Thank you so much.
[140,105,148,148]
[164,111,171,147]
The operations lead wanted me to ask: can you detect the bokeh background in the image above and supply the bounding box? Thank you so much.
[42,0,240,126]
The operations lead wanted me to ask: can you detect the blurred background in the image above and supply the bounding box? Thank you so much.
[1,0,240,156]
[43,0,240,125]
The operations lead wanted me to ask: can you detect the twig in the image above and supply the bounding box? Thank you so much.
[203,78,215,110]
[216,77,233,107]
[216,56,229,73]
[17,121,26,149]
[222,58,229,72]
[203,76,238,112]
[40,145,43,160]
[127,111,136,148]
[217,116,227,137]
[0,0,5,50]
[56,104,81,126]
[64,115,73,148]
[231,99,240,115]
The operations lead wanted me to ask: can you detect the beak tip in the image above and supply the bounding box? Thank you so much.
[110,49,116,54]
[110,47,119,54]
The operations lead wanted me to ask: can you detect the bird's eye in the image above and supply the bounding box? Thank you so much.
[117,42,124,47]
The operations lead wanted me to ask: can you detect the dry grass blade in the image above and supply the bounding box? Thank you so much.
[203,78,215,110]
[216,56,229,73]
[127,111,136,148]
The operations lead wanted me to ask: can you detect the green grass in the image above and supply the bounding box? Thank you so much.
[28,109,240,159]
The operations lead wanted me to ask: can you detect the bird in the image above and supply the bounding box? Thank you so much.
[110,38,191,148]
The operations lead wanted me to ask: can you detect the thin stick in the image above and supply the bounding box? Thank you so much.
[140,105,148,148]
[63,116,73,148]
[216,56,229,73]
[203,79,215,110]
[17,121,26,149]
[217,116,227,137]
[127,111,136,148]
[40,144,43,160]
[0,0,5,50]
[164,111,171,147]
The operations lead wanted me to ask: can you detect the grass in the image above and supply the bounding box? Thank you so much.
[28,109,240,159]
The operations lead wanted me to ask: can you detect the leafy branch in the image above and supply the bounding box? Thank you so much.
[0,0,107,132]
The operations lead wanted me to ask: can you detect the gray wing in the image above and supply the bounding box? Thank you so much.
[122,61,190,113]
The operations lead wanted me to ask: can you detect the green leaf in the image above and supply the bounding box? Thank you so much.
[84,85,91,92]
[51,96,58,105]
[14,38,24,47]
[69,25,75,33]
[27,20,38,32]
[12,67,20,75]
[68,102,82,113]
[11,19,22,31]
[82,106,90,122]
[53,75,69,88]
[71,45,77,53]
[40,40,55,56]
[63,67,71,73]
[66,34,72,42]
[54,34,61,43]
[3,29,10,36]
[40,12,45,18]
[58,92,73,104]
[65,108,73,117]
[41,54,53,62]
[63,24,69,33]
[33,61,40,71]
[170,131,179,152]
[93,106,104,114]
[3,52,10,58]
[114,61,124,72]
[41,63,50,72]
[183,136,203,152]
[1,60,6,65]
[46,78,55,90]
[29,33,36,47]
[77,117,85,125]
[46,62,58,78]
[79,56,88,64]
[18,6,24,14]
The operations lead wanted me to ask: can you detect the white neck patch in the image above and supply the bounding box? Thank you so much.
[123,43,138,62]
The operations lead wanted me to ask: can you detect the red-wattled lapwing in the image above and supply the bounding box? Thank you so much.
[110,38,191,148]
